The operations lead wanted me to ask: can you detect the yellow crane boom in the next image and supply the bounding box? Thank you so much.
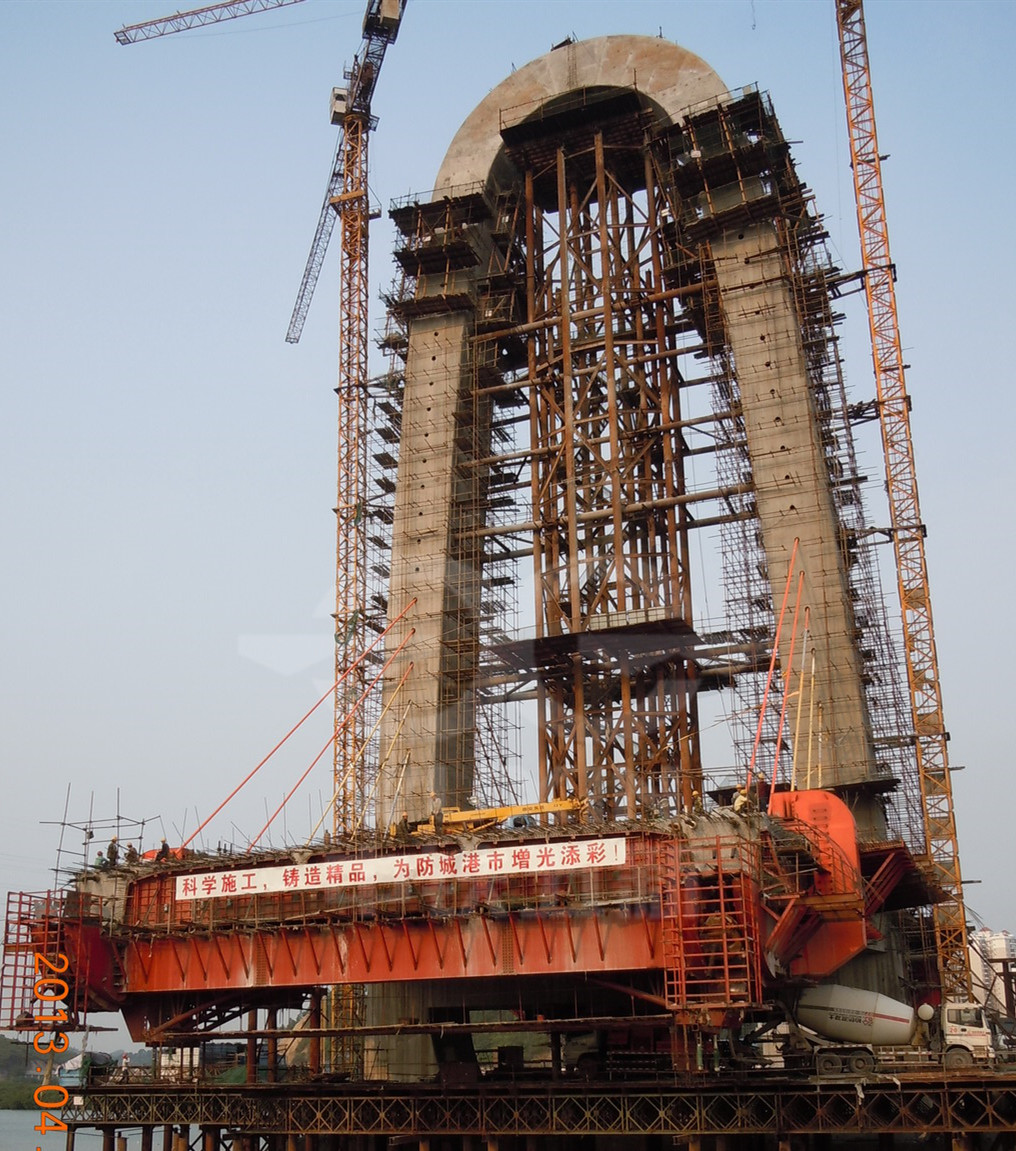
[409,799,584,837]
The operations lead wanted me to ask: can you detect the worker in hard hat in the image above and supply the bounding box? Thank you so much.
[155,839,171,863]
[691,790,704,816]
[732,787,751,815]
[124,843,139,865]
[106,837,120,866]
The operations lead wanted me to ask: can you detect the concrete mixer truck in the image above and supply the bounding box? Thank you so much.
[562,987,999,1079]
[782,984,998,1074]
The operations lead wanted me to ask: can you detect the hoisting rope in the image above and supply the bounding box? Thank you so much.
[788,606,811,794]
[246,621,416,850]
[745,536,799,792]
[767,570,805,813]
[303,668,413,844]
[180,684,334,851]
[181,597,416,851]
[355,696,413,834]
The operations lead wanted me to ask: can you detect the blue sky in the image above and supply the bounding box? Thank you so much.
[2,0,1014,942]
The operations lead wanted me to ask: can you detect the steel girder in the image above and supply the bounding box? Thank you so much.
[65,1076,1016,1138]
[122,909,660,992]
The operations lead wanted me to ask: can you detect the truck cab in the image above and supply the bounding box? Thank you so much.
[939,1001,995,1068]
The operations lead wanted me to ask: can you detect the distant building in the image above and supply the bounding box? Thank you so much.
[971,928,1016,1015]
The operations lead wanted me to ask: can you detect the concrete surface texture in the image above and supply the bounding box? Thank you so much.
[434,34,728,194]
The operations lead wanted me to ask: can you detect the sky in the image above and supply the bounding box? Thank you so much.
[2,0,1014,958]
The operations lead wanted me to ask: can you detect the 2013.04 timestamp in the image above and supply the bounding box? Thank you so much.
[29,952,71,1149]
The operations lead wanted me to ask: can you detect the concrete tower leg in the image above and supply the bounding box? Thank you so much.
[711,224,877,796]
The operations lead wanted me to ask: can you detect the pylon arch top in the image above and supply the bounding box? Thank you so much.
[434,34,729,194]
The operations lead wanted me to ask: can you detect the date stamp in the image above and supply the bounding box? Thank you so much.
[29,952,70,1147]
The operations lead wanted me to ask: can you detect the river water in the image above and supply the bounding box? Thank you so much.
[0,1109,135,1148]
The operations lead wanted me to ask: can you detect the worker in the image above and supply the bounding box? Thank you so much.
[95,851,109,871]
[124,843,139,865]
[732,786,751,815]
[155,839,170,863]
[106,837,119,866]
[398,811,410,840]
[691,790,704,816]
[430,792,444,834]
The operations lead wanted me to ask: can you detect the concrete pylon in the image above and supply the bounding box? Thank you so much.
[379,36,730,825]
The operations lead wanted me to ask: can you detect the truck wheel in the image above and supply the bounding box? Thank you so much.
[815,1052,842,1075]
[848,1050,875,1074]
[943,1047,974,1069]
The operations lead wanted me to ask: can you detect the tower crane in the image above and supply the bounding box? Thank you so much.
[286,0,405,841]
[115,0,406,841]
[117,0,405,1075]
[836,0,972,1000]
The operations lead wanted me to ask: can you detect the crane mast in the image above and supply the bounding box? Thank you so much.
[114,0,403,843]
[285,0,404,346]
[836,0,972,1000]
[289,0,405,837]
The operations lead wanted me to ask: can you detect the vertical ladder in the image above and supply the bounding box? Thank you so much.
[659,838,684,1011]
[660,835,761,1010]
